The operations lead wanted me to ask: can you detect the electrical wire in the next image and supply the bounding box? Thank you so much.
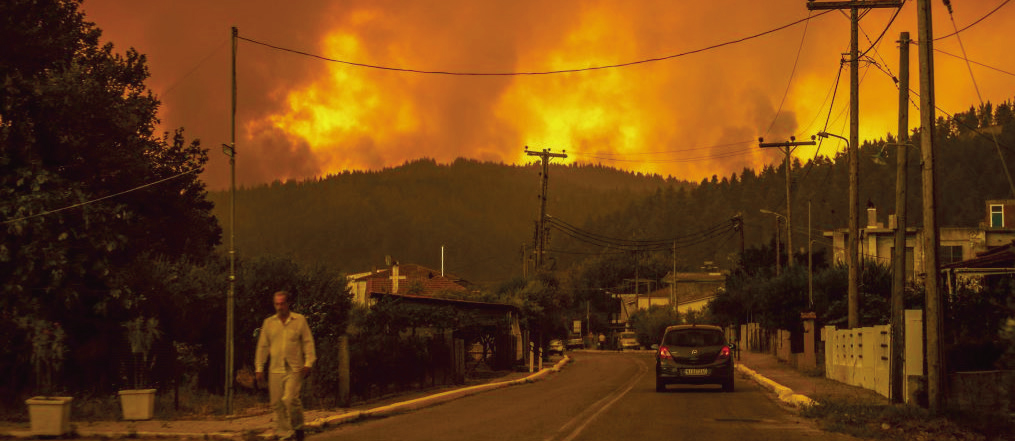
[764,10,813,138]
[944,3,1015,197]
[157,37,229,100]
[934,0,1011,41]
[569,140,754,157]
[854,4,904,63]
[866,51,1015,156]
[934,48,1015,78]
[2,168,201,225]
[545,215,738,252]
[236,11,833,76]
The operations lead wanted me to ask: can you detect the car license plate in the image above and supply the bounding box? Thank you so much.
[683,368,709,376]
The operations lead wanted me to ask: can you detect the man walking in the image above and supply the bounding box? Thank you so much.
[255,291,316,441]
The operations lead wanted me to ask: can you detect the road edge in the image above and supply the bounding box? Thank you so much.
[735,364,816,408]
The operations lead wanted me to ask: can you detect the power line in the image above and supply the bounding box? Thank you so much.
[570,140,754,157]
[236,11,833,76]
[158,37,230,100]
[545,215,738,252]
[934,0,1011,40]
[945,3,1015,197]
[934,48,1015,78]
[765,10,814,137]
[2,168,201,225]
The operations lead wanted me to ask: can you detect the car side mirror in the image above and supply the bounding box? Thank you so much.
[728,343,737,350]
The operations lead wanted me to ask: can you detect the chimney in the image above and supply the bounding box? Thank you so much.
[392,263,400,294]
[867,206,878,228]
[889,214,897,230]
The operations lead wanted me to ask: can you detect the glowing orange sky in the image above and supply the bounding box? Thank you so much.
[81,1,1015,189]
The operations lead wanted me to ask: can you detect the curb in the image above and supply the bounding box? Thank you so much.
[736,364,816,408]
[2,356,574,439]
[353,355,572,421]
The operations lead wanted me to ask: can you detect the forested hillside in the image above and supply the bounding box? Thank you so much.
[208,158,688,284]
[569,100,1015,272]
[210,99,1015,286]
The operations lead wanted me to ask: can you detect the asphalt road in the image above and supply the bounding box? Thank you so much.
[314,351,860,441]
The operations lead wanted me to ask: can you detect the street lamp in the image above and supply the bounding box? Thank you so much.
[817,130,859,329]
[759,209,786,275]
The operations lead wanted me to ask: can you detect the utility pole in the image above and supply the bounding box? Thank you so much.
[525,147,567,270]
[735,214,745,265]
[891,31,910,405]
[808,200,813,309]
[807,0,903,329]
[671,242,677,310]
[759,136,816,268]
[916,0,943,415]
[223,26,238,416]
[521,243,527,278]
[775,217,781,275]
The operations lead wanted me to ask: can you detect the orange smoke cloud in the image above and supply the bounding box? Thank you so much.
[80,0,1015,189]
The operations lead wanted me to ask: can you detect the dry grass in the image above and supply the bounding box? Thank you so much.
[801,397,1014,441]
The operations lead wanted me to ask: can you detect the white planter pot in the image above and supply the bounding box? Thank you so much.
[25,396,73,436]
[118,389,156,420]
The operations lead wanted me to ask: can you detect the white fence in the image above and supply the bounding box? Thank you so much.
[821,309,924,402]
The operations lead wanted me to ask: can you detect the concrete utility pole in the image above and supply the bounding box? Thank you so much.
[916,0,943,415]
[807,0,903,329]
[525,147,567,270]
[759,137,816,268]
[891,31,910,405]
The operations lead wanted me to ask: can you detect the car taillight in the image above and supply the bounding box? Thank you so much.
[717,345,731,360]
[658,346,672,360]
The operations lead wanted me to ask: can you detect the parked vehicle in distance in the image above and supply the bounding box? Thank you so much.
[618,331,640,350]
[566,337,584,350]
[655,324,735,392]
[548,339,565,356]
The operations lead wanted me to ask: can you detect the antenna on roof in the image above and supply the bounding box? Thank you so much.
[441,245,445,277]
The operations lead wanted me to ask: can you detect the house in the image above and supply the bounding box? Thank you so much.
[348,263,470,305]
[941,239,1015,294]
[614,270,727,324]
[823,201,1015,278]
[666,271,726,314]
[368,291,525,368]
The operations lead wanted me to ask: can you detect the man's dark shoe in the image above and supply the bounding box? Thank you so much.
[295,429,305,441]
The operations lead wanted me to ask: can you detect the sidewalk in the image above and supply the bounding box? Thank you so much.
[736,350,889,408]
[1,358,570,439]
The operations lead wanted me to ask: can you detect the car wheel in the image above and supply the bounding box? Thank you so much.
[655,377,665,392]
[722,377,734,393]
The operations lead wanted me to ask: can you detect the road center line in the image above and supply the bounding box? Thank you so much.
[544,356,649,441]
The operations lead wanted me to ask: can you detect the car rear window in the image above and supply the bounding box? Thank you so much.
[664,330,725,347]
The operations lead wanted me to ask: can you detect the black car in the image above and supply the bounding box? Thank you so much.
[655,324,735,392]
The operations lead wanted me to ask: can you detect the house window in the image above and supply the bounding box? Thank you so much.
[990,204,1004,228]
[939,245,964,265]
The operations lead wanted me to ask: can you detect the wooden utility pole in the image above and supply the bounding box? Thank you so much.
[525,147,567,270]
[916,0,943,414]
[224,25,238,415]
[759,137,816,268]
[807,0,903,329]
[891,31,910,405]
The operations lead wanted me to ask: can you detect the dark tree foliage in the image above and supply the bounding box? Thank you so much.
[945,277,1015,371]
[628,305,681,348]
[206,159,691,283]
[0,0,220,400]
